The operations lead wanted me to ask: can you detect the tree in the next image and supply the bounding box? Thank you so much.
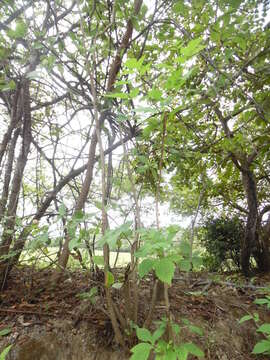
[130,0,270,275]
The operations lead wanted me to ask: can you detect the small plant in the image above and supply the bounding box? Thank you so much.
[239,290,270,355]
[130,317,204,360]
[0,328,12,360]
[136,226,202,284]
[76,286,98,304]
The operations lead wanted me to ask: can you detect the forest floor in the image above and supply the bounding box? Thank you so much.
[0,266,270,360]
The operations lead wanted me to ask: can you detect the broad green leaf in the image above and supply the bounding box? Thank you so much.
[130,343,153,360]
[99,222,132,248]
[257,323,270,335]
[252,339,270,354]
[8,20,27,39]
[138,259,154,278]
[154,258,175,285]
[152,327,166,343]
[148,88,162,101]
[179,259,191,272]
[238,314,254,324]
[93,256,104,266]
[181,38,206,58]
[125,58,139,69]
[0,328,11,337]
[105,271,114,288]
[68,238,80,251]
[179,241,191,256]
[191,255,203,268]
[136,328,153,343]
[175,345,188,360]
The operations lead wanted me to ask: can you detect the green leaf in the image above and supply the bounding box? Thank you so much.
[0,80,16,92]
[130,343,152,360]
[254,298,269,305]
[99,222,132,249]
[154,258,175,285]
[181,38,205,58]
[157,349,177,360]
[175,345,188,360]
[58,203,66,217]
[188,325,203,336]
[93,256,104,266]
[183,342,204,357]
[138,259,154,278]
[179,241,191,256]
[105,271,114,288]
[0,328,11,337]
[178,259,191,272]
[8,80,16,90]
[0,345,12,360]
[130,88,140,98]
[148,88,162,101]
[136,328,153,343]
[8,20,27,39]
[257,323,270,335]
[68,238,79,251]
[252,339,270,354]
[172,323,180,335]
[238,314,254,324]
[152,327,166,343]
[125,58,139,69]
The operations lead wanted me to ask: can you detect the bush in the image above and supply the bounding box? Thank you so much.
[201,216,244,271]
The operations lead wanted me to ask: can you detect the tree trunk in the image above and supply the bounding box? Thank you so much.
[241,170,270,275]
[0,81,32,288]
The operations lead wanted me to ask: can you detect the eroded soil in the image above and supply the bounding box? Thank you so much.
[0,266,270,359]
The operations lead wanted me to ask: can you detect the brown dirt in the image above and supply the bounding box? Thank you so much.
[0,266,270,359]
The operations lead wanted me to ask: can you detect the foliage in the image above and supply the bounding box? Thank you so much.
[239,289,270,355]
[0,329,12,360]
[136,226,202,283]
[130,317,204,360]
[200,217,244,271]
[76,286,98,305]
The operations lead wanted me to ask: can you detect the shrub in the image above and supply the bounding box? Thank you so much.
[201,216,244,271]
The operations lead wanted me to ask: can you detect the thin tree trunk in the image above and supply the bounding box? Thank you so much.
[0,85,22,167]
[0,81,32,288]
[0,127,20,222]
